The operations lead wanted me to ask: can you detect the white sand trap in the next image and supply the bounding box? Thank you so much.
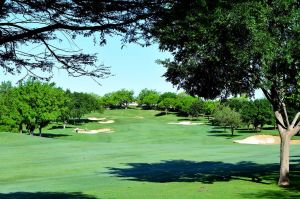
[98,120,115,124]
[75,128,113,134]
[234,135,300,145]
[168,121,204,125]
[87,117,106,121]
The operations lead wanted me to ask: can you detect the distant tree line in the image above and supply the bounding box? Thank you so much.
[100,88,277,134]
[0,80,102,136]
[0,82,282,136]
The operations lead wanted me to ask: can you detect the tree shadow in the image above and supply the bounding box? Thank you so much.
[207,130,225,133]
[177,118,202,121]
[155,112,167,117]
[207,134,240,139]
[236,129,258,134]
[38,133,70,138]
[107,160,283,184]
[0,192,99,199]
[48,125,73,130]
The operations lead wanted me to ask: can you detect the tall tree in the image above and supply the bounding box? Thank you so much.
[213,106,242,136]
[151,0,300,186]
[101,89,134,109]
[0,81,22,132]
[69,91,102,122]
[16,80,69,136]
[0,0,172,80]
[137,89,160,109]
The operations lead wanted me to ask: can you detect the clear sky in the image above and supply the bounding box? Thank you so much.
[1,35,264,98]
[1,36,179,96]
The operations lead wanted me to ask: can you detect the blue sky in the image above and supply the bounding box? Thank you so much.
[1,36,179,96]
[1,35,264,98]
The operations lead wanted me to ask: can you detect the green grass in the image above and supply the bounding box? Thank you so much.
[1,109,300,199]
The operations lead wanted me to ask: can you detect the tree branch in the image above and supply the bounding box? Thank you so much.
[291,112,300,128]
[275,111,286,130]
[282,103,290,127]
[0,13,152,45]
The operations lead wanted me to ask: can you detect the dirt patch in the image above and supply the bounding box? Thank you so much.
[98,120,115,124]
[234,135,300,145]
[75,128,113,134]
[168,121,204,126]
[87,117,106,121]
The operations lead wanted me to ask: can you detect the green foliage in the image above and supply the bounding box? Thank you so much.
[175,93,198,116]
[203,100,219,119]
[187,100,204,118]
[252,99,274,129]
[137,89,160,109]
[101,89,134,109]
[68,92,102,121]
[213,106,242,135]
[158,97,177,114]
[159,92,177,102]
[153,0,300,110]
[16,80,69,135]
[0,82,22,132]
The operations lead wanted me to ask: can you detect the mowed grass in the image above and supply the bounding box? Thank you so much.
[1,109,300,199]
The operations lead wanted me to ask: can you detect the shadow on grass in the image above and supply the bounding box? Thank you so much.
[48,125,73,130]
[0,192,98,199]
[207,134,240,139]
[207,130,226,133]
[155,112,167,117]
[236,130,258,134]
[107,160,300,189]
[39,133,70,138]
[177,118,202,122]
[107,160,278,184]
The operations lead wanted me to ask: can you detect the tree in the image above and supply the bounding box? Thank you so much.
[114,89,135,109]
[0,1,172,80]
[69,92,102,122]
[16,80,69,136]
[158,97,176,115]
[175,93,197,116]
[151,0,300,185]
[101,89,134,109]
[213,106,242,136]
[0,82,22,132]
[187,100,204,119]
[224,97,249,112]
[252,99,275,130]
[137,89,160,109]
[203,100,219,120]
[240,101,257,130]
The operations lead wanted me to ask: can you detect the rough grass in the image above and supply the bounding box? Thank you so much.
[1,109,300,199]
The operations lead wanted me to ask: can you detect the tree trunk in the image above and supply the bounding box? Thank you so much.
[278,131,291,186]
[231,127,234,136]
[39,126,42,137]
[19,123,23,134]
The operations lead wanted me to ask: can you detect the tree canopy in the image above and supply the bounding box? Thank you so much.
[151,0,300,186]
[0,0,172,80]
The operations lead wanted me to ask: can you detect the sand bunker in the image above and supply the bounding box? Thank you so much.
[87,117,106,121]
[168,121,204,126]
[98,120,115,124]
[75,128,113,134]
[234,135,300,145]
